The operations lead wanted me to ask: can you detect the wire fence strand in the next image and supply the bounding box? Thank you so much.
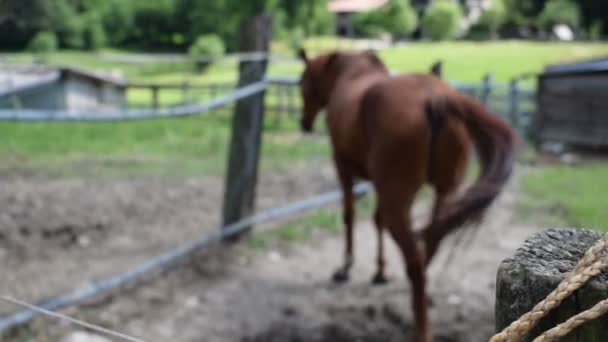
[0,295,149,342]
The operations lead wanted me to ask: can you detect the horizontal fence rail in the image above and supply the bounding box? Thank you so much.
[0,182,372,335]
[0,81,267,121]
[97,52,299,65]
[0,74,535,139]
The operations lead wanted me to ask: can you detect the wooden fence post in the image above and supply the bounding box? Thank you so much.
[181,81,190,104]
[495,228,608,341]
[151,85,159,109]
[221,14,272,239]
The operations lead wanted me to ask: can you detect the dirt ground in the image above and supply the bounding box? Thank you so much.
[0,166,543,342]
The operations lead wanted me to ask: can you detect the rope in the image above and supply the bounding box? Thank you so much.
[0,295,149,342]
[533,298,608,342]
[490,233,608,342]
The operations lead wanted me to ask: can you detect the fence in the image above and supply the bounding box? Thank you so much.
[0,31,539,338]
[124,74,535,139]
[0,16,381,335]
[124,78,300,125]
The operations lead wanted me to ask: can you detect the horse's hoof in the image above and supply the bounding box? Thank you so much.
[331,269,350,283]
[371,273,389,286]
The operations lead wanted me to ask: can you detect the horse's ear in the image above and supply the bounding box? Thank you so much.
[298,48,308,63]
[326,52,340,69]
[364,49,383,67]
[430,60,443,78]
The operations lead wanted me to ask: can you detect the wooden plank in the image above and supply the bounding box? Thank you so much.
[221,14,272,239]
[151,85,159,109]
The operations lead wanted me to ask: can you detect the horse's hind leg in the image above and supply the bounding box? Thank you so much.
[332,162,355,283]
[371,205,388,285]
[379,190,431,342]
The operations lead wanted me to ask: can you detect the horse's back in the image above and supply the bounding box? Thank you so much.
[362,74,471,188]
[326,71,389,159]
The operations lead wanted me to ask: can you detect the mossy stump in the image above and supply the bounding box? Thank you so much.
[495,228,608,341]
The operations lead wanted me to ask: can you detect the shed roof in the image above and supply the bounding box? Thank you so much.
[543,56,608,76]
[327,0,389,13]
[61,67,126,86]
[0,65,126,98]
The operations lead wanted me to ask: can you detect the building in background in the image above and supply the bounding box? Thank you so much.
[536,56,608,149]
[327,0,389,37]
[0,65,126,112]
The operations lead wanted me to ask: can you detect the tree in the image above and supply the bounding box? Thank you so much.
[102,0,135,45]
[537,0,581,31]
[422,0,463,40]
[27,31,59,53]
[473,0,507,39]
[188,34,226,71]
[354,0,418,38]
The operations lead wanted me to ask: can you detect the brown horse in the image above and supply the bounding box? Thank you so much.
[298,49,517,342]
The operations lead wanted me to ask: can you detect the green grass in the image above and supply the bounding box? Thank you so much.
[521,164,608,232]
[0,113,329,178]
[3,40,608,179]
[6,40,608,87]
[378,41,608,83]
[249,194,375,249]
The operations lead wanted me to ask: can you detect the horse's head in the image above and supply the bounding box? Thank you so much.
[297,49,386,133]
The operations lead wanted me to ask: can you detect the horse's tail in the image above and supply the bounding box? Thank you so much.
[423,91,517,261]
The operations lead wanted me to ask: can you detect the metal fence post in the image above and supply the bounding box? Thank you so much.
[221,14,272,240]
[508,78,520,132]
[481,73,493,107]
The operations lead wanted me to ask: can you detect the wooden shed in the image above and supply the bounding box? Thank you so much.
[536,57,608,148]
[0,65,126,113]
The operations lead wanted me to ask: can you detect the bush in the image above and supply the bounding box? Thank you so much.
[476,0,507,38]
[354,0,417,38]
[188,34,226,72]
[102,0,135,45]
[288,28,305,52]
[27,31,58,53]
[422,0,464,40]
[83,13,107,51]
[589,20,603,41]
[537,0,580,31]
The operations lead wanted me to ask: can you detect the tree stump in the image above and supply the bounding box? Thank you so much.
[495,228,608,341]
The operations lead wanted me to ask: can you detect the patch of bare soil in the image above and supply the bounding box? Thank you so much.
[0,163,337,316]
[2,169,542,342]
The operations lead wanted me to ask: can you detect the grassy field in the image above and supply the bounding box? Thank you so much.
[5,39,608,82]
[0,113,328,178]
[520,163,608,232]
[4,39,608,107]
[2,39,608,181]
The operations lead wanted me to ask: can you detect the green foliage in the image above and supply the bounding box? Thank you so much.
[130,0,177,48]
[479,0,507,37]
[83,13,107,51]
[537,0,581,30]
[502,0,541,27]
[422,0,464,41]
[288,28,305,51]
[188,34,226,71]
[589,20,603,41]
[27,31,58,53]
[102,0,135,45]
[354,0,417,38]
